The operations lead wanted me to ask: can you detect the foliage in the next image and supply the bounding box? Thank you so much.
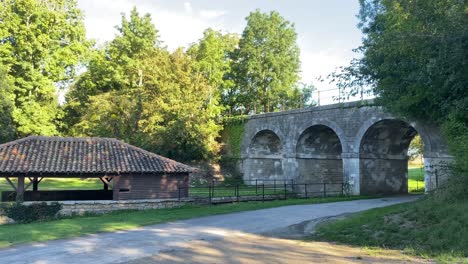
[66,9,222,161]
[137,48,222,161]
[230,10,302,114]
[3,202,62,223]
[335,0,467,121]
[408,135,423,160]
[0,0,90,136]
[218,121,246,179]
[0,66,16,143]
[311,197,468,261]
[187,29,239,115]
[0,196,370,248]
[63,7,159,130]
[220,122,246,159]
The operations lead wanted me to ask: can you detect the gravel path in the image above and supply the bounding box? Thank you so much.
[0,196,422,264]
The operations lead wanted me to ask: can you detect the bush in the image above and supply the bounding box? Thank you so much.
[3,202,62,223]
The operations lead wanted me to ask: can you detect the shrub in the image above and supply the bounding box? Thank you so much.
[3,202,62,223]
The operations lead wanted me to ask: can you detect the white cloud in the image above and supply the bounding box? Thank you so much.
[199,10,227,19]
[78,0,226,51]
[184,2,192,14]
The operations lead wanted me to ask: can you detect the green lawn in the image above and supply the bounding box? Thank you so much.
[408,167,425,193]
[0,178,103,192]
[0,195,370,248]
[310,197,468,263]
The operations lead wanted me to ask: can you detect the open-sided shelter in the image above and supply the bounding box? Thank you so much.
[0,136,192,201]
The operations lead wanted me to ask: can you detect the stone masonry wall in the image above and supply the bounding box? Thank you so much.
[241,100,453,195]
[20,199,193,216]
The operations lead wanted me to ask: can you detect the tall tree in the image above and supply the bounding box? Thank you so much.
[187,29,239,114]
[0,0,89,136]
[66,9,222,161]
[64,7,158,131]
[0,65,16,142]
[337,0,467,122]
[72,48,222,161]
[231,10,301,114]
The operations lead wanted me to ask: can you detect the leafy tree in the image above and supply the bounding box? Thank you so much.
[337,0,467,122]
[72,48,222,161]
[0,66,16,142]
[408,135,423,161]
[281,82,316,110]
[231,10,301,114]
[140,49,222,161]
[64,7,158,131]
[187,29,239,115]
[0,0,89,136]
[67,9,222,161]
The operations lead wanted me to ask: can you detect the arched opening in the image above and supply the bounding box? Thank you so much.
[296,125,343,186]
[245,130,283,180]
[359,119,424,194]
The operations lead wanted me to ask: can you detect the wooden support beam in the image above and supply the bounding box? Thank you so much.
[24,177,44,191]
[5,177,17,192]
[24,180,34,191]
[100,177,113,190]
[16,176,25,202]
[32,176,41,191]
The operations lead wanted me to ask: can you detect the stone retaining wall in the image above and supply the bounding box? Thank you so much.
[22,198,194,216]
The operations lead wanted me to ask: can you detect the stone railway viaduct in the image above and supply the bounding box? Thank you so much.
[240,100,453,195]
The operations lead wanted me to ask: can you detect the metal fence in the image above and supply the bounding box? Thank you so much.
[314,87,373,106]
[179,180,344,204]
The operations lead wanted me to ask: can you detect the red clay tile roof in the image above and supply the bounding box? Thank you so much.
[0,136,192,176]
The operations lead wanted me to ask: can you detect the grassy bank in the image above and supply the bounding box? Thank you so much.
[0,195,370,248]
[310,196,468,263]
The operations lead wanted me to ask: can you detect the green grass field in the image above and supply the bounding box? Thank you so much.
[0,178,103,192]
[0,195,370,248]
[408,166,425,193]
[310,197,468,263]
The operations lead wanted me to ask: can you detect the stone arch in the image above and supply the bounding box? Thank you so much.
[293,120,347,153]
[248,130,283,157]
[354,117,433,155]
[357,119,423,194]
[295,125,344,189]
[243,129,284,181]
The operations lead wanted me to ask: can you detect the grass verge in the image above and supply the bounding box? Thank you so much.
[0,195,371,248]
[309,196,468,263]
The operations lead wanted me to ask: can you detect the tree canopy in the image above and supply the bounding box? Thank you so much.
[230,10,302,114]
[0,0,89,137]
[1,2,315,162]
[65,9,222,161]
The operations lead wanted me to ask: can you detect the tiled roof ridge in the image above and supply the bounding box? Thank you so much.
[113,139,193,171]
[0,136,193,174]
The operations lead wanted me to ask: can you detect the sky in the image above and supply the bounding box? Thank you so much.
[77,0,364,102]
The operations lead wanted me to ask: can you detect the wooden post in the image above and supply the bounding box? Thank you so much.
[33,176,39,191]
[16,176,25,202]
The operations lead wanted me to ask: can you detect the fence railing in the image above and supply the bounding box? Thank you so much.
[314,87,373,106]
[179,180,344,204]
